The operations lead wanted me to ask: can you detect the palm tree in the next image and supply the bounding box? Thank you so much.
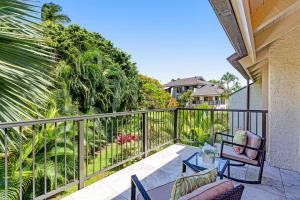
[221,72,240,97]
[179,90,193,107]
[41,3,71,24]
[0,0,54,122]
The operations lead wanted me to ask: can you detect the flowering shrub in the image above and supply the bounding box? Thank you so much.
[117,134,139,144]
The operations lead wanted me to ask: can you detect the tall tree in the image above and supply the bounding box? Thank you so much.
[221,72,241,97]
[138,75,176,109]
[0,0,54,122]
[41,3,71,24]
[43,22,140,113]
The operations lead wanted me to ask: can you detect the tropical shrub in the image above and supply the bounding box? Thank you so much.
[138,75,176,109]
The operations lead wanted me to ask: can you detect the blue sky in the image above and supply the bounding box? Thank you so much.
[44,0,246,85]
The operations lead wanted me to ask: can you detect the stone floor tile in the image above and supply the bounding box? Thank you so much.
[242,185,286,200]
[263,164,282,180]
[284,185,300,200]
[228,165,247,180]
[245,165,260,181]
[65,181,118,200]
[111,195,127,200]
[280,168,300,187]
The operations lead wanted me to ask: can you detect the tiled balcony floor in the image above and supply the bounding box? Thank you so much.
[63,144,300,200]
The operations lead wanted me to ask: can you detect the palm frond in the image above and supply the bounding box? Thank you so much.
[0,0,55,122]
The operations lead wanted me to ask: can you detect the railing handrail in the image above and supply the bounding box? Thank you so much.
[178,107,268,113]
[0,108,176,129]
[0,107,268,129]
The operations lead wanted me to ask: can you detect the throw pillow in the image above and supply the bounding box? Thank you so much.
[170,168,217,200]
[179,179,234,200]
[245,131,262,159]
[233,129,247,154]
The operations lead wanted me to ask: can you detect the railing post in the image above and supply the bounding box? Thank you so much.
[173,108,178,143]
[262,111,267,139]
[78,120,85,190]
[142,112,148,158]
[246,111,250,131]
[210,110,214,145]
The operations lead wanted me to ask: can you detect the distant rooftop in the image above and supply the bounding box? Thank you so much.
[164,76,209,87]
[192,84,224,96]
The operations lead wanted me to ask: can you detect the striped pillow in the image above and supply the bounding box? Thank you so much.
[170,168,217,200]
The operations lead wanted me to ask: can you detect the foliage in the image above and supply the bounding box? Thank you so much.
[220,72,241,97]
[41,3,71,24]
[42,6,140,113]
[179,90,193,107]
[0,0,54,122]
[0,110,76,199]
[138,75,176,109]
[209,72,242,98]
[167,98,179,108]
[57,50,130,113]
[178,107,228,147]
[208,79,222,86]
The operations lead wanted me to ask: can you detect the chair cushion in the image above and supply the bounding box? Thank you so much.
[233,130,247,154]
[137,181,175,200]
[170,168,217,200]
[245,131,262,159]
[179,179,234,200]
[222,145,258,165]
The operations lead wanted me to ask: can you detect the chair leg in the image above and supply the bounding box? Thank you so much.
[227,161,230,178]
[257,162,265,184]
[131,179,136,200]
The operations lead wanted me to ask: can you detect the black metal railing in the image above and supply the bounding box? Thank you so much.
[0,108,267,200]
[177,108,267,146]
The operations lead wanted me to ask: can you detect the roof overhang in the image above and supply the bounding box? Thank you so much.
[209,0,250,80]
[209,0,300,81]
[227,53,250,80]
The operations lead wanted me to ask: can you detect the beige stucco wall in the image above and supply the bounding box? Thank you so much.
[261,65,269,110]
[228,81,263,135]
[268,27,300,172]
[228,80,262,110]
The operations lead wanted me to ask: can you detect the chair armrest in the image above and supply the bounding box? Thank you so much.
[131,175,151,200]
[214,184,245,200]
[221,141,264,152]
[215,132,234,138]
[214,131,233,143]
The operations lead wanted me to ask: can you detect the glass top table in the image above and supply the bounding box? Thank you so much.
[182,152,229,179]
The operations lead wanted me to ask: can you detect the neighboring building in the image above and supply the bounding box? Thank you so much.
[164,76,225,106]
[210,0,300,172]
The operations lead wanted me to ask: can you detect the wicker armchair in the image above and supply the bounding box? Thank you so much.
[131,175,244,200]
[215,131,266,184]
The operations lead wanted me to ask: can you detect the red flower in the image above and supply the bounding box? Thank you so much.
[117,134,139,144]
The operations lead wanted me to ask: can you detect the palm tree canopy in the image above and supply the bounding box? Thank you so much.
[0,0,54,122]
[220,72,241,97]
[41,3,71,24]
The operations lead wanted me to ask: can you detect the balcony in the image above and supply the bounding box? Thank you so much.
[0,108,299,199]
[64,144,300,200]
